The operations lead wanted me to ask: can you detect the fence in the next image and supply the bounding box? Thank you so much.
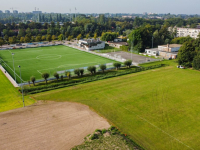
[64,44,127,63]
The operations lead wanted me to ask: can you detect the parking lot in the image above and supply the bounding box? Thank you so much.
[106,51,160,65]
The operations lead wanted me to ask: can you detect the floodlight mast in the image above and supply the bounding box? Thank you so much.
[11,53,16,82]
[70,9,71,22]
[18,65,25,107]
[75,7,76,22]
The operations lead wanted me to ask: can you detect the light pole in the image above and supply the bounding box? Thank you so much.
[152,36,154,48]
[131,34,134,61]
[18,65,25,107]
[11,53,16,82]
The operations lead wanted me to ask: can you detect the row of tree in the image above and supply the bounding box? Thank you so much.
[29,60,132,86]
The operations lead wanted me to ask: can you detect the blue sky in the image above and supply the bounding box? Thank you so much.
[0,0,199,14]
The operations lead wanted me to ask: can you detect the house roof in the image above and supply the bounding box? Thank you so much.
[108,42,128,46]
[158,44,182,48]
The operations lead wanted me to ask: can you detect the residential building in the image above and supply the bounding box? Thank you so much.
[177,27,200,39]
[78,39,105,51]
[5,10,10,14]
[13,10,18,14]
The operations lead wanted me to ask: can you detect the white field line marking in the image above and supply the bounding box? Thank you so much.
[23,50,44,52]
[0,58,25,82]
[6,53,82,63]
[38,62,99,72]
[37,70,42,74]
[98,91,194,150]
[57,62,97,68]
[8,50,12,54]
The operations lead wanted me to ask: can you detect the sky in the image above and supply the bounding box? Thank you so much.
[0,0,200,14]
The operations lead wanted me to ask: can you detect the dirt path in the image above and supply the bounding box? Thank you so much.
[0,101,110,150]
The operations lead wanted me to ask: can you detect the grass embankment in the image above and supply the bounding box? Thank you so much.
[33,60,200,150]
[0,71,35,112]
[72,127,144,150]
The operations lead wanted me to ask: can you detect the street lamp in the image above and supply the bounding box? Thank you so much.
[11,53,16,82]
[18,65,25,107]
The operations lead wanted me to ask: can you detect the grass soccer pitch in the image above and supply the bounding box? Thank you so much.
[0,45,116,83]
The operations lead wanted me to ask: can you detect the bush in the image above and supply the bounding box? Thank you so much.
[30,76,36,86]
[90,133,99,140]
[113,62,121,70]
[42,73,50,84]
[100,64,106,72]
[80,69,84,76]
[54,72,59,81]
[124,60,132,68]
[60,75,63,80]
[65,71,71,79]
[74,69,80,77]
[87,66,96,74]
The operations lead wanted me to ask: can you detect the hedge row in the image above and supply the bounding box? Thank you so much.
[20,64,164,95]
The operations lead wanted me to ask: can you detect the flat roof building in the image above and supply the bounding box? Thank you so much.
[177,27,200,39]
[32,11,42,14]
[145,44,181,59]
[78,38,105,51]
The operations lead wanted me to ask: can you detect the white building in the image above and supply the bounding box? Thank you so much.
[78,39,105,51]
[158,44,182,52]
[145,44,181,59]
[145,48,160,56]
[177,28,200,39]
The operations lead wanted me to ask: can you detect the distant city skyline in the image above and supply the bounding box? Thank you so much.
[0,0,200,14]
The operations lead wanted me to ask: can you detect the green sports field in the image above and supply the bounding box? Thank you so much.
[33,60,200,150]
[0,71,35,112]
[0,45,115,83]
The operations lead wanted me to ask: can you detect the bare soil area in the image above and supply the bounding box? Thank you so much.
[0,101,110,150]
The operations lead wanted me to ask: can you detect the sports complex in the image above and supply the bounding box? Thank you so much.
[0,45,117,83]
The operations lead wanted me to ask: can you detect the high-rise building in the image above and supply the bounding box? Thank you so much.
[32,11,42,14]
[13,10,18,14]
[5,10,10,13]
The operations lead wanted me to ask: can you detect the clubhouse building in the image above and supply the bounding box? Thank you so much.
[78,39,105,50]
[144,44,182,59]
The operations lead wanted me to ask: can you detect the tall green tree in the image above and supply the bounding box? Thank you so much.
[30,76,36,86]
[178,41,196,67]
[42,73,50,84]
[0,38,4,47]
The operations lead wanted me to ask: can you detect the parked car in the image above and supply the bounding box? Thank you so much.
[177,65,185,69]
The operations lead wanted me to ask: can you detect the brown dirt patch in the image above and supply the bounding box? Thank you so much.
[0,101,110,150]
